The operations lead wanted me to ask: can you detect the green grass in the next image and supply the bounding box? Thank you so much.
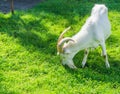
[0,0,120,94]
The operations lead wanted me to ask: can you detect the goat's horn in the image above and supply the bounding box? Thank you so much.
[57,27,71,55]
[57,26,71,43]
[57,37,75,55]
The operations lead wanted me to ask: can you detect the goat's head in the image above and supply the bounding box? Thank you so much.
[91,4,108,17]
[57,27,76,66]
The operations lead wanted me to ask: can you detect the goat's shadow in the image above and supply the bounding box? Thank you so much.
[64,48,120,84]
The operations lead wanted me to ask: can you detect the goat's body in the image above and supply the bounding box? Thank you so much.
[64,15,111,55]
[57,4,111,69]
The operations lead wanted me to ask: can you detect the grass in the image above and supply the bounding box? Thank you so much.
[0,0,120,94]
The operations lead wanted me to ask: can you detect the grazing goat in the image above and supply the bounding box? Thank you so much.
[57,4,111,69]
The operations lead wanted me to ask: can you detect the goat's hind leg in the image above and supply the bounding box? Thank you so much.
[82,49,89,68]
[100,41,110,68]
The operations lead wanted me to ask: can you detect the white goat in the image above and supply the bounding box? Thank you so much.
[57,4,111,69]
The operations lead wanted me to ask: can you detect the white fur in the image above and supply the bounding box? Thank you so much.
[60,4,111,69]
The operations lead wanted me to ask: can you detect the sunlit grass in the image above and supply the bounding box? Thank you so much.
[0,0,120,94]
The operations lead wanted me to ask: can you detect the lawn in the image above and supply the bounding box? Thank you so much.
[0,0,120,94]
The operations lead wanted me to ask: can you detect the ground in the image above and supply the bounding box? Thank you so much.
[0,0,42,13]
[0,0,120,94]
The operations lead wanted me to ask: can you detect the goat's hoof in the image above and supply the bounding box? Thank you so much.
[106,65,110,69]
[68,64,77,69]
[82,65,85,68]
[71,66,77,69]
[82,62,86,68]
[106,63,110,68]
[82,64,85,68]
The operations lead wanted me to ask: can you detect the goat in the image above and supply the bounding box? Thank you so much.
[57,4,111,69]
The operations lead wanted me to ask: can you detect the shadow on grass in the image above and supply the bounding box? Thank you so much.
[64,50,120,84]
[0,0,120,85]
[0,0,120,55]
[0,14,57,55]
[32,0,120,19]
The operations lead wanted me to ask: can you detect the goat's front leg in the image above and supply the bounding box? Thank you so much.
[100,41,110,68]
[67,59,77,69]
[82,49,89,68]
